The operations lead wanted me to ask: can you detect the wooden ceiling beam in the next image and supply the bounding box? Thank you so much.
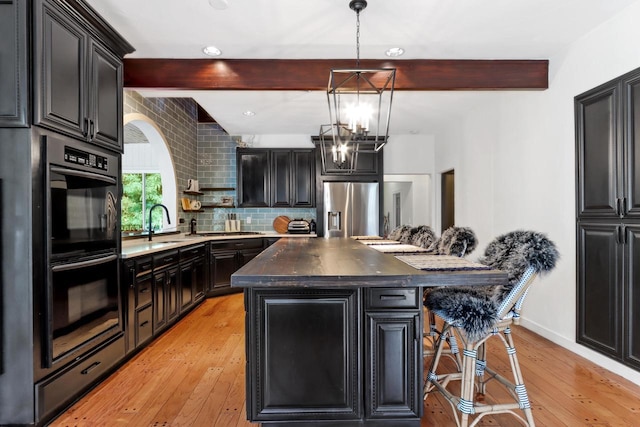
[123,58,548,91]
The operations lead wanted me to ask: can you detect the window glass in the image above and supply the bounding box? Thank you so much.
[121,173,163,232]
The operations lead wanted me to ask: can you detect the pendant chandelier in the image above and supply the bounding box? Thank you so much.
[320,0,396,174]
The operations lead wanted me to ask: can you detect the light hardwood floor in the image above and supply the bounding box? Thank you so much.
[49,293,640,427]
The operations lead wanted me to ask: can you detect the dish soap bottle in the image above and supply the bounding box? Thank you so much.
[309,219,316,233]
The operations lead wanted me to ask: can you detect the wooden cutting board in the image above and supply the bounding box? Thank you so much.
[273,215,291,234]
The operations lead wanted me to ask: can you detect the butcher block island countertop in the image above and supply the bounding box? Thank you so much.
[232,238,507,427]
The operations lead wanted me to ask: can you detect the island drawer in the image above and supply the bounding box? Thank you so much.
[366,288,420,309]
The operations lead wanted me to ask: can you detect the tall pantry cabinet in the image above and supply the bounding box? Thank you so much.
[575,68,640,371]
[0,0,133,425]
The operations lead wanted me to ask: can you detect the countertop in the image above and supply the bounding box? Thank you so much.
[231,237,507,288]
[121,232,316,258]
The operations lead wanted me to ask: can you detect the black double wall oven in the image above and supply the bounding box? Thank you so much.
[38,135,122,376]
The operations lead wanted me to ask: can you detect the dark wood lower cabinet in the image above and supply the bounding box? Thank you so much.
[208,239,264,296]
[577,222,640,370]
[245,287,422,426]
[366,313,420,419]
[123,257,154,352]
[35,334,125,422]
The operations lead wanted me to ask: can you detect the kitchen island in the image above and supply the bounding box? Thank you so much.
[231,237,506,427]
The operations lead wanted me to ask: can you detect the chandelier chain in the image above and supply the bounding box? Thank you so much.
[356,9,360,68]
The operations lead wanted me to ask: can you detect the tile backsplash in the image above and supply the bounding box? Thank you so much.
[124,92,316,234]
[194,123,315,232]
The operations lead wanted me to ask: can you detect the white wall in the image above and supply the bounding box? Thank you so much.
[246,134,314,148]
[384,135,437,229]
[433,1,640,384]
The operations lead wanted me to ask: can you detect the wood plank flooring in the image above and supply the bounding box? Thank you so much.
[49,293,640,427]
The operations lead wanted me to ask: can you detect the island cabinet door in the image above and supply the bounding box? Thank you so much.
[245,289,361,423]
[365,312,422,420]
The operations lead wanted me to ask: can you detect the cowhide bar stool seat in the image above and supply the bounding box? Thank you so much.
[423,230,558,427]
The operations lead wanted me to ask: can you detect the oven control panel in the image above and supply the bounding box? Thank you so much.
[64,146,109,171]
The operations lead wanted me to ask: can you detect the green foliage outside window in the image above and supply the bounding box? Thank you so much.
[122,173,163,232]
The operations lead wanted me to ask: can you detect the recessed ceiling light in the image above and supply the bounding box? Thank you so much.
[243,110,256,117]
[208,0,229,10]
[385,47,405,57]
[202,46,221,57]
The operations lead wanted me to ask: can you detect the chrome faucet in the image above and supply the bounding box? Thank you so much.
[148,203,171,241]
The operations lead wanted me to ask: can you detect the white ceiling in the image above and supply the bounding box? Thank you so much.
[87,0,639,137]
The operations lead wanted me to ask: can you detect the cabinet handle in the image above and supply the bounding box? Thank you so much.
[140,320,150,328]
[81,361,101,375]
[617,198,624,218]
[83,117,89,137]
[140,287,150,293]
[130,268,135,286]
[379,294,407,300]
[89,119,95,141]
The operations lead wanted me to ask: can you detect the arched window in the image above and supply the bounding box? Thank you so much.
[122,114,177,234]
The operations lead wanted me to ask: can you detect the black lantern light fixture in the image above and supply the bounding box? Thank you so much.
[320,0,396,173]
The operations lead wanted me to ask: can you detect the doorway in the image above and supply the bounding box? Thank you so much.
[441,169,454,232]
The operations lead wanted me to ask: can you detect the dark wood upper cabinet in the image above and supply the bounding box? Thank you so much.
[0,0,28,127]
[33,0,130,152]
[89,40,124,148]
[237,149,270,207]
[576,67,640,373]
[238,148,316,208]
[291,149,315,207]
[271,149,315,207]
[271,150,292,207]
[576,71,640,219]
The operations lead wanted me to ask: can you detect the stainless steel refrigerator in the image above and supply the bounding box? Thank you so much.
[323,182,379,237]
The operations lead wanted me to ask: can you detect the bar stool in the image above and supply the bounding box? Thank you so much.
[423,230,558,427]
[423,227,478,364]
[410,225,438,248]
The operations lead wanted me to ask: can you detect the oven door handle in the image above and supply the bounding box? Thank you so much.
[52,254,118,272]
[50,166,117,185]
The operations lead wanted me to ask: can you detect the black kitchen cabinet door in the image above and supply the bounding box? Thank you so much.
[291,149,315,207]
[33,0,126,151]
[0,0,28,127]
[237,149,270,207]
[577,222,640,372]
[88,40,123,149]
[153,272,167,332]
[166,267,179,322]
[240,148,316,208]
[210,249,238,290]
[622,72,640,217]
[270,149,315,207]
[626,225,640,370]
[34,0,87,140]
[365,312,421,419]
[577,222,621,358]
[271,150,292,207]
[193,255,207,302]
[180,263,194,312]
[246,289,360,422]
[124,259,154,353]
